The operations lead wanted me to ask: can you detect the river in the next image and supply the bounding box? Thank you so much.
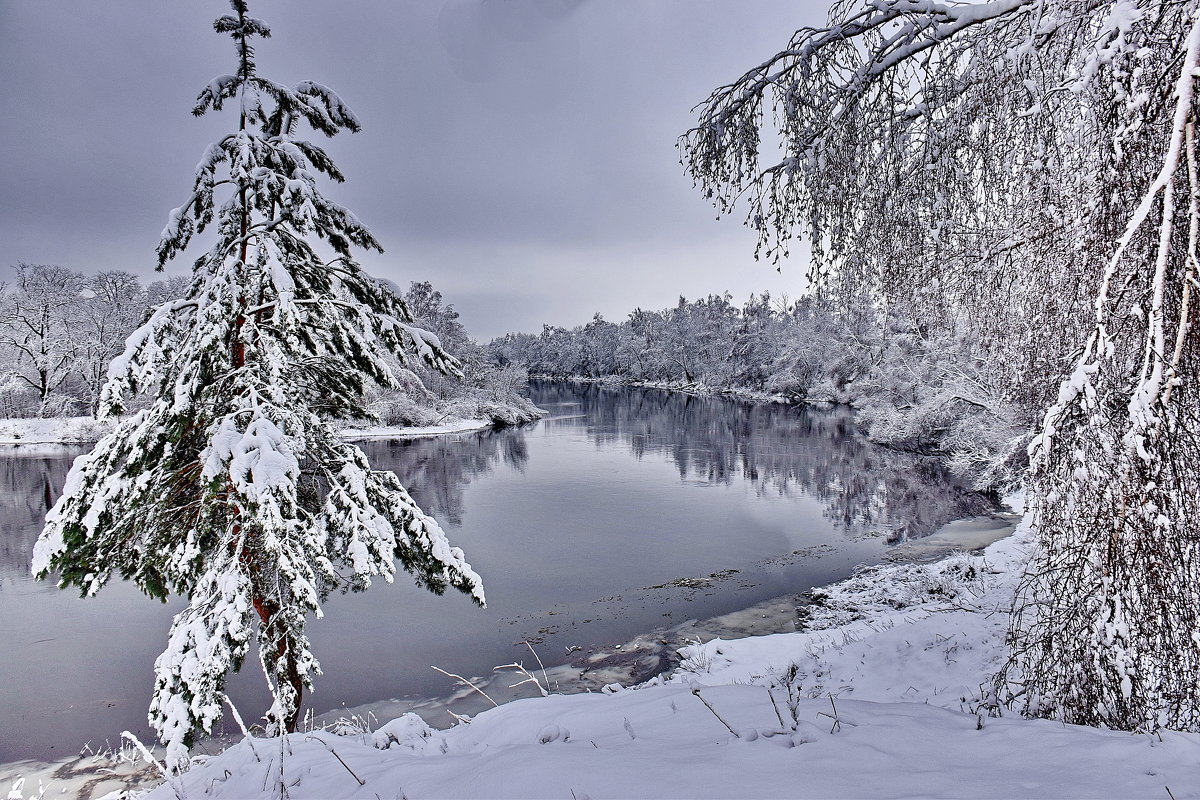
[0,380,999,764]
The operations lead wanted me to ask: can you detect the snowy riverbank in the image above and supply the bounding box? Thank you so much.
[339,418,494,439]
[19,505,1183,799]
[0,417,115,446]
[0,414,528,448]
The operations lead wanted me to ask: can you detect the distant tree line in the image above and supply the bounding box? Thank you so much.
[0,263,189,417]
[366,280,540,427]
[0,263,534,426]
[489,292,1037,491]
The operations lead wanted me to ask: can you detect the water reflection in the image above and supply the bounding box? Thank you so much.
[357,429,529,526]
[529,380,996,542]
[0,386,995,587]
[0,449,73,584]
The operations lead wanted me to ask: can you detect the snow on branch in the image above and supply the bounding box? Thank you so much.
[193,74,240,116]
[684,0,1200,733]
[1031,6,1200,472]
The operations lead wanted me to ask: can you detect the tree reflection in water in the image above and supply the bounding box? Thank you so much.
[356,429,529,527]
[530,380,997,543]
[0,382,994,583]
[0,449,74,582]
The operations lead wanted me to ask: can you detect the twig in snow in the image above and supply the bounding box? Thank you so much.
[275,725,289,800]
[524,640,551,691]
[817,695,842,734]
[121,731,186,800]
[303,735,365,787]
[224,694,262,763]
[431,665,498,706]
[495,661,549,697]
[691,689,740,738]
[767,687,786,730]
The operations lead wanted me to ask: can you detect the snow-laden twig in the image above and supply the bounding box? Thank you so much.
[223,694,262,763]
[431,665,499,707]
[121,731,186,800]
[691,689,740,738]
[302,735,364,787]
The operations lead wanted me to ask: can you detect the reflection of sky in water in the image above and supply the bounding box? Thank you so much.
[0,383,996,763]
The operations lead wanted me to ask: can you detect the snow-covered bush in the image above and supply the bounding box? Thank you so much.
[369,713,436,751]
[795,551,991,631]
[853,317,1030,490]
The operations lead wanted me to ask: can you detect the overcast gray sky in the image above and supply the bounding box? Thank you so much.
[0,1,826,340]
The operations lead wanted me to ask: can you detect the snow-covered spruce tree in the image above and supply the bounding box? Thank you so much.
[31,0,484,769]
[681,0,1200,730]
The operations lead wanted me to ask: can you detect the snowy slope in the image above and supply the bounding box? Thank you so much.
[116,519,1200,800]
[132,686,1198,799]
[0,416,113,445]
[0,416,498,447]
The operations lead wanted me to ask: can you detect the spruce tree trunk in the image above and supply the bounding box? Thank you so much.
[231,172,305,732]
[251,594,304,733]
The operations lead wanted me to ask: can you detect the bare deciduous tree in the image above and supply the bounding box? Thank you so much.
[0,263,85,416]
[680,0,1200,731]
[76,271,146,414]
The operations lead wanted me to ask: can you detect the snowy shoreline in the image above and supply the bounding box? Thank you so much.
[338,418,495,439]
[0,415,512,449]
[0,417,115,446]
[7,506,1199,798]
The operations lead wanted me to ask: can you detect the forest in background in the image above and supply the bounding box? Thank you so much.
[0,263,538,427]
[490,292,1035,492]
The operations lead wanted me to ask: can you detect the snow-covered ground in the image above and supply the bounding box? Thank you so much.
[0,416,114,446]
[36,508,1187,800]
[0,416,500,447]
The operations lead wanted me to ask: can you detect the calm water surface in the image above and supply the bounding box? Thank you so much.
[0,381,995,763]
